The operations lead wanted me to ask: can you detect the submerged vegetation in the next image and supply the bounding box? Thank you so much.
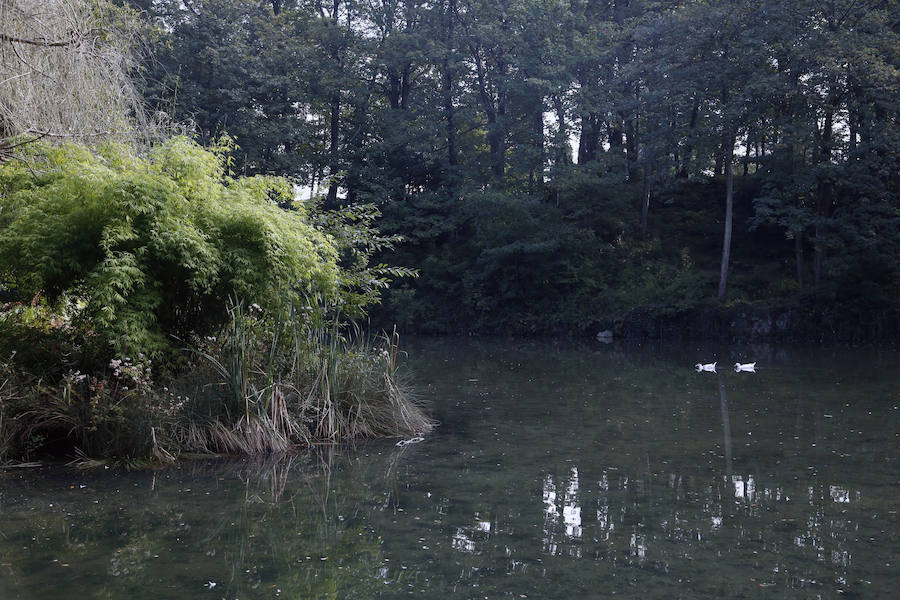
[0,139,431,465]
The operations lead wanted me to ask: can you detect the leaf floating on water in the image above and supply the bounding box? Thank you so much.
[396,437,425,447]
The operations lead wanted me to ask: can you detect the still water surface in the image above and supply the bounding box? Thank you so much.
[1,338,898,599]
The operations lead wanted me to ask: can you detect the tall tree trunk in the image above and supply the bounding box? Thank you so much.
[552,94,569,167]
[742,136,751,175]
[640,162,651,235]
[324,0,342,208]
[577,113,600,164]
[607,117,624,159]
[813,100,836,285]
[529,103,544,188]
[400,63,411,110]
[442,0,457,169]
[326,91,340,207]
[471,44,506,178]
[717,135,735,299]
[488,107,505,178]
[794,229,804,288]
[679,101,699,177]
[624,112,638,183]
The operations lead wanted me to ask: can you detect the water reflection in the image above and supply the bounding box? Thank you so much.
[719,379,732,476]
[541,468,582,557]
[1,339,898,599]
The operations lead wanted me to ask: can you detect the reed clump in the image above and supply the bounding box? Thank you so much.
[0,297,433,465]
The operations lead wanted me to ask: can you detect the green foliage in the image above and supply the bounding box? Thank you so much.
[313,202,417,318]
[0,137,339,357]
[123,0,898,340]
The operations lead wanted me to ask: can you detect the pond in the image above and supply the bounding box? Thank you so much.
[1,337,898,599]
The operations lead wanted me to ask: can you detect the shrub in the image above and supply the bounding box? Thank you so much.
[0,138,430,463]
[0,137,339,358]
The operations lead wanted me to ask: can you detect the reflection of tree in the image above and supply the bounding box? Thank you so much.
[0,446,416,600]
[439,458,887,597]
[0,440,893,600]
[183,451,401,600]
[719,379,732,476]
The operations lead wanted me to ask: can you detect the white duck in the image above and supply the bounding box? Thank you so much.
[734,362,756,372]
[695,362,717,372]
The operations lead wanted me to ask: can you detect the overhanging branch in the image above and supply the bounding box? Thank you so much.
[0,32,75,47]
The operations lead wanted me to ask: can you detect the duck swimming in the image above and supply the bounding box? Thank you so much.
[695,362,717,372]
[734,362,756,372]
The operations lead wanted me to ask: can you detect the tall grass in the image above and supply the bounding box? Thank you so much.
[181,296,433,457]
[0,297,434,465]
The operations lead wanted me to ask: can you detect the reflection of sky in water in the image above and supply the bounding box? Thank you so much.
[1,339,898,599]
[542,468,583,557]
[452,514,491,553]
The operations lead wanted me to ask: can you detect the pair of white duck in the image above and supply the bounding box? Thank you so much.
[695,361,756,373]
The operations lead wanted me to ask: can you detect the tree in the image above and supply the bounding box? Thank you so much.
[0,0,150,158]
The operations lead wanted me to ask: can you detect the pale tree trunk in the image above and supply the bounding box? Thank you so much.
[640,164,651,235]
[717,135,735,299]
[325,0,341,207]
[813,99,836,285]
[442,0,457,169]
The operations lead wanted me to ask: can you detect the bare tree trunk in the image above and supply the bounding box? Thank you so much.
[640,164,651,235]
[577,112,600,164]
[489,108,506,178]
[325,0,341,207]
[742,136,751,175]
[442,0,457,169]
[624,111,638,183]
[679,101,699,177]
[717,136,735,299]
[529,104,544,188]
[552,94,569,167]
[813,100,836,285]
[470,43,506,178]
[326,92,340,206]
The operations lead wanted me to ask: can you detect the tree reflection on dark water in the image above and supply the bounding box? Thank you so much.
[1,338,897,599]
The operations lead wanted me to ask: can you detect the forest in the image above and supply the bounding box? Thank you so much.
[124,0,899,341]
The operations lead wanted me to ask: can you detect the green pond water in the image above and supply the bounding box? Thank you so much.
[1,338,898,599]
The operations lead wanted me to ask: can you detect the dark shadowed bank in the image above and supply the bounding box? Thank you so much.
[616,303,900,344]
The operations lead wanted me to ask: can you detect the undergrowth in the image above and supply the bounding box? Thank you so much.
[0,297,433,466]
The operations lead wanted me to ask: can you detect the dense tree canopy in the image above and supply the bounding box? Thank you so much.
[114,0,900,338]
